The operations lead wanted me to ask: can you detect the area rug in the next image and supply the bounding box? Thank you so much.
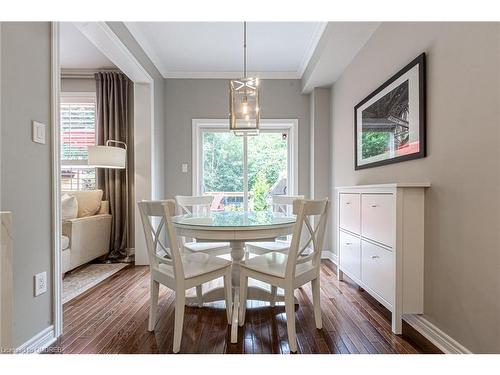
[63,263,128,304]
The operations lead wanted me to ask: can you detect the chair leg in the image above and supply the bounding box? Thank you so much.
[173,291,185,353]
[196,284,203,307]
[224,269,233,325]
[270,286,277,307]
[284,287,298,353]
[148,279,159,331]
[239,272,248,326]
[311,278,322,329]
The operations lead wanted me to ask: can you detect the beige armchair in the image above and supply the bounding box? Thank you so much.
[61,190,112,273]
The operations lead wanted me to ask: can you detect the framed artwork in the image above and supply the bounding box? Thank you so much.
[354,53,426,170]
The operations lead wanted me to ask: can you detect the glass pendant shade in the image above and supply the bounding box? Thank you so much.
[229,77,260,136]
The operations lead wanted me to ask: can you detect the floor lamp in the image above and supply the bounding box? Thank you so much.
[88,140,132,262]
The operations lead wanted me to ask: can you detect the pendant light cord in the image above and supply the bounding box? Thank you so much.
[243,21,247,79]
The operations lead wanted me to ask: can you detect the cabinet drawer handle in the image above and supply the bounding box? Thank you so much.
[371,255,380,259]
[370,204,378,208]
[345,242,352,246]
[345,202,351,205]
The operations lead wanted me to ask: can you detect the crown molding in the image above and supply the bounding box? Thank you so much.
[164,70,301,79]
[125,22,327,80]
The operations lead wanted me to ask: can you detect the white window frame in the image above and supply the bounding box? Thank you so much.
[192,119,299,210]
[60,91,98,190]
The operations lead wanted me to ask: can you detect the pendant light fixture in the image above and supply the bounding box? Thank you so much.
[229,22,260,136]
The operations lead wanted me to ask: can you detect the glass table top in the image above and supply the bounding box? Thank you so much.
[172,211,296,228]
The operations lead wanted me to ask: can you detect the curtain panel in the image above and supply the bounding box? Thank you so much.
[95,72,130,258]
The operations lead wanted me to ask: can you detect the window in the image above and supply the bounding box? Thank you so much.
[60,94,97,191]
[193,120,297,212]
[202,131,244,210]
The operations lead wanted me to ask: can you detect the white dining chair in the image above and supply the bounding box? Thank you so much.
[245,194,304,255]
[175,195,233,306]
[138,199,233,354]
[239,198,329,353]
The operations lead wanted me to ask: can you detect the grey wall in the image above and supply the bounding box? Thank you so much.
[0,21,165,348]
[1,22,53,348]
[164,79,310,199]
[330,22,500,353]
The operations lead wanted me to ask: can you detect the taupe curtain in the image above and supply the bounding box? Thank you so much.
[95,72,130,259]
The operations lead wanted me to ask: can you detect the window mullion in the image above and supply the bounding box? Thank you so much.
[243,135,248,211]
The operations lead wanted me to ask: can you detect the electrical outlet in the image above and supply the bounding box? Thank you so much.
[181,163,188,173]
[34,271,47,297]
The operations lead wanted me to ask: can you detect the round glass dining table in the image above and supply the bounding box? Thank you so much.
[172,210,296,343]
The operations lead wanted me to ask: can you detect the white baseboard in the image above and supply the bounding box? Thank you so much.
[321,250,338,265]
[403,314,472,354]
[15,325,57,354]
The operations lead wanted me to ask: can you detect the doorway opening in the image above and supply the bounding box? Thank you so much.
[52,21,156,339]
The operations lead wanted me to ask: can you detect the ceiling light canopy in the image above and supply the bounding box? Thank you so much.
[229,22,260,136]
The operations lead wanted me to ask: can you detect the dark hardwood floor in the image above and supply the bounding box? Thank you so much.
[50,261,426,354]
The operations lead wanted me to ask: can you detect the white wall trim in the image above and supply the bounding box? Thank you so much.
[51,22,63,341]
[321,250,337,264]
[298,22,328,77]
[124,22,168,78]
[73,22,152,84]
[15,326,56,354]
[403,314,472,354]
[191,119,299,198]
[125,22,326,80]
[164,71,301,80]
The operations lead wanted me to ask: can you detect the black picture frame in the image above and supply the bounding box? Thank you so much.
[354,53,426,170]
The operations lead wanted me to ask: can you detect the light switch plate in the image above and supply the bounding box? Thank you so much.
[181,163,188,173]
[34,271,47,296]
[32,121,46,144]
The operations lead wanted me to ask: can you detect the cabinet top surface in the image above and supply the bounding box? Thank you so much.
[336,183,431,190]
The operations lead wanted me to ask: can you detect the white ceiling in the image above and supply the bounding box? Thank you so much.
[301,22,380,92]
[59,21,380,91]
[124,22,327,79]
[60,22,116,70]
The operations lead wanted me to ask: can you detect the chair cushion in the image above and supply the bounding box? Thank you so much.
[159,252,231,279]
[61,235,70,250]
[61,194,78,220]
[241,252,314,279]
[62,190,103,218]
[184,241,230,253]
[246,241,290,253]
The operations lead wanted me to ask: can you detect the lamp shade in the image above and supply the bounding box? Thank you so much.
[88,145,126,169]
